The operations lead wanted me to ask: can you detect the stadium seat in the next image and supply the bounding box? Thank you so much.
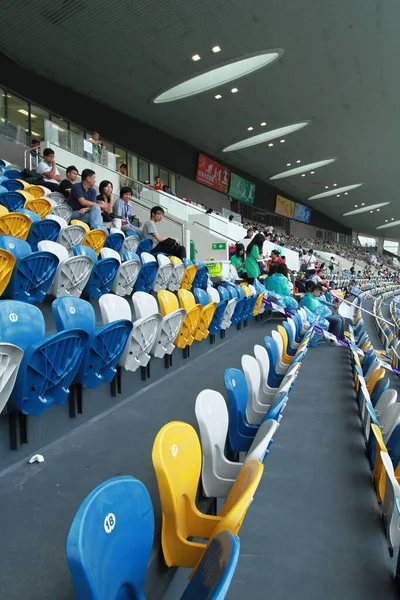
[136,238,152,257]
[122,233,140,254]
[0,236,59,303]
[46,191,65,205]
[205,287,227,336]
[241,355,271,425]
[0,205,8,217]
[154,254,173,291]
[38,240,94,298]
[0,212,31,240]
[263,337,285,385]
[0,300,87,415]
[45,214,68,231]
[180,261,198,290]
[0,191,26,212]
[100,249,141,296]
[24,198,52,218]
[380,451,400,554]
[217,286,237,331]
[221,283,246,326]
[270,331,290,373]
[73,245,119,299]
[133,253,158,293]
[16,208,41,223]
[192,287,218,340]
[375,389,398,419]
[103,230,124,253]
[66,476,154,600]
[177,289,203,344]
[27,217,62,251]
[192,261,209,290]
[53,297,132,388]
[134,291,185,359]
[254,344,291,400]
[152,420,263,568]
[99,294,161,372]
[71,220,90,234]
[0,342,24,412]
[158,288,193,350]
[50,203,72,222]
[168,256,185,291]
[2,166,22,179]
[24,185,47,198]
[1,179,24,192]
[0,247,16,295]
[83,229,107,254]
[57,224,87,251]
[224,368,259,452]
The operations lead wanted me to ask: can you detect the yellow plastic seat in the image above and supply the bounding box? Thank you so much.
[24,185,47,199]
[0,213,31,240]
[83,229,107,254]
[253,293,265,316]
[370,424,388,502]
[152,421,263,569]
[367,368,385,394]
[158,290,190,348]
[169,256,182,266]
[15,179,30,189]
[196,300,217,341]
[180,264,198,290]
[15,190,35,203]
[277,324,293,365]
[177,289,202,346]
[0,205,9,218]
[71,219,90,234]
[0,249,16,295]
[25,198,52,219]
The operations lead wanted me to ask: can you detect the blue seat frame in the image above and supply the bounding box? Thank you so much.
[263,336,284,388]
[224,368,259,452]
[104,232,124,253]
[0,191,25,212]
[74,245,119,299]
[133,262,158,293]
[27,218,62,251]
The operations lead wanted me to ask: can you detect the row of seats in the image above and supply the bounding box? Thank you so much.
[65,310,314,598]
[373,291,396,353]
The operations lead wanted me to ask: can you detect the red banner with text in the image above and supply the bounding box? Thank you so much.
[195,153,230,194]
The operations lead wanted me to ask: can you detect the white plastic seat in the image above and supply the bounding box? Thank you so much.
[153,254,173,292]
[38,185,52,196]
[207,287,220,304]
[242,355,271,425]
[45,214,68,230]
[99,294,161,372]
[220,298,237,330]
[286,318,300,349]
[0,343,24,412]
[381,403,400,440]
[122,235,140,254]
[168,261,185,291]
[195,389,243,498]
[133,291,185,358]
[380,451,400,552]
[271,330,289,374]
[375,389,397,419]
[38,240,94,297]
[57,224,87,251]
[245,419,280,463]
[254,344,298,402]
[101,248,141,296]
[50,203,73,222]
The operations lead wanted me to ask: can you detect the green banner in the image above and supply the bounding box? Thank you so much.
[212,242,227,250]
[229,172,256,205]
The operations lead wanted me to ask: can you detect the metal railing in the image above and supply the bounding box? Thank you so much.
[191,220,239,244]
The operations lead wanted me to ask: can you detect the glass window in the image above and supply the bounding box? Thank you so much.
[139,158,149,182]
[51,115,68,132]
[30,104,49,140]
[7,93,29,132]
[115,147,127,169]
[0,88,6,124]
[153,166,169,187]
[69,123,84,137]
[127,153,138,180]
[358,236,376,247]
[170,173,176,194]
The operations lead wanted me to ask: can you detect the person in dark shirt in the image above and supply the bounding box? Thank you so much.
[58,165,79,198]
[68,168,105,230]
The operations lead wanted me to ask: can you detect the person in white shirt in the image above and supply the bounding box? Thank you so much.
[36,148,61,190]
[304,248,317,269]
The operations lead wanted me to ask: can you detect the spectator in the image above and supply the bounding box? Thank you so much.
[68,169,105,229]
[301,248,317,271]
[302,282,345,341]
[205,208,213,214]
[96,180,114,225]
[265,263,298,309]
[113,186,143,237]
[230,243,245,276]
[142,206,186,259]
[59,165,79,198]
[245,233,267,284]
[118,163,128,187]
[88,131,104,162]
[35,148,61,190]
[281,255,286,263]
[328,256,335,274]
[267,249,283,269]
[30,139,40,169]
[244,227,254,239]
[154,176,163,191]
[266,224,274,235]
[162,184,176,196]
[229,215,235,222]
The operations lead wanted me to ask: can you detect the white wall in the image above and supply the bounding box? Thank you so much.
[289,220,317,238]
[176,176,231,213]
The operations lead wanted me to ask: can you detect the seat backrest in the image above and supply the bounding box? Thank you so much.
[180,531,240,600]
[45,215,68,230]
[178,289,196,311]
[207,287,220,303]
[27,218,62,251]
[193,287,209,307]
[122,251,140,263]
[137,239,153,256]
[25,198,52,218]
[254,344,271,387]
[0,213,31,240]
[195,389,229,469]
[16,208,41,223]
[66,476,154,600]
[370,376,390,406]
[157,254,171,267]
[104,231,124,253]
[224,368,248,429]
[158,290,180,315]
[122,235,140,254]
[0,235,31,259]
[99,294,132,324]
[169,256,182,266]
[0,191,25,212]
[38,240,69,262]
[58,224,87,250]
[73,244,98,263]
[83,229,107,254]
[264,336,280,376]
[53,297,96,335]
[141,251,156,264]
[218,286,230,302]
[46,191,65,205]
[0,300,45,349]
[380,403,400,438]
[132,291,159,319]
[100,248,121,263]
[241,354,261,403]
[50,203,73,222]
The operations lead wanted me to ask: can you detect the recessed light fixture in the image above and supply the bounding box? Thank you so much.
[392,217,395,220]
[268,143,274,147]
[377,209,380,211]
[361,203,365,206]
[301,174,306,177]
[223,120,309,152]
[344,192,348,195]
[337,194,340,197]
[154,49,283,102]
[370,210,373,213]
[247,126,253,131]
[296,160,301,164]
[342,202,390,217]
[31,130,40,137]
[270,159,336,181]
[286,163,291,167]
[280,139,285,143]
[231,87,238,93]
[215,94,222,99]
[310,171,315,174]
[385,219,388,222]
[325,186,329,189]
[308,183,364,200]
[211,45,221,53]
[261,122,267,126]
[192,54,201,61]
[333,183,337,187]
[354,205,358,208]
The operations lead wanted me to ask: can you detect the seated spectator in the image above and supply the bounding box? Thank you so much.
[154,176,163,191]
[59,165,79,198]
[162,184,176,196]
[142,206,186,259]
[88,132,104,162]
[113,186,143,237]
[96,180,114,225]
[245,233,267,284]
[229,215,235,222]
[205,208,213,214]
[118,163,128,187]
[68,169,105,230]
[302,282,345,341]
[265,263,298,309]
[30,139,40,169]
[35,148,61,191]
[267,249,283,271]
[230,243,245,276]
[244,227,254,239]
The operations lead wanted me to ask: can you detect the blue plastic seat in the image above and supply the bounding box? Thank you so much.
[195,288,227,336]
[386,424,400,471]
[136,238,152,257]
[0,191,25,212]
[104,231,124,253]
[224,368,259,452]
[370,376,390,407]
[0,300,87,415]
[217,286,230,303]
[282,321,297,356]
[66,476,154,600]
[16,208,41,223]
[1,179,24,192]
[243,291,257,320]
[133,261,158,293]
[0,235,59,303]
[220,283,246,325]
[192,261,209,290]
[182,258,193,266]
[291,313,304,343]
[53,297,132,389]
[27,218,62,251]
[3,167,22,180]
[263,336,284,387]
[264,390,288,421]
[73,245,119,299]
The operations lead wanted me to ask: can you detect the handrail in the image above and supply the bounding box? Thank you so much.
[191,220,239,244]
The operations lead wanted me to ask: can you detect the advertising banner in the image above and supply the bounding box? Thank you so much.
[294,202,312,223]
[228,172,256,205]
[275,195,295,218]
[195,153,230,193]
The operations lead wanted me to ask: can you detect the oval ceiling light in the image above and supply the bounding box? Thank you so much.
[308,183,363,200]
[223,121,309,153]
[376,218,400,229]
[270,158,336,180]
[153,49,283,103]
[342,202,390,217]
